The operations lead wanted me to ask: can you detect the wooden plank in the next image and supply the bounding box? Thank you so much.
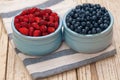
[6,42,32,80]
[0,17,8,80]
[75,0,92,80]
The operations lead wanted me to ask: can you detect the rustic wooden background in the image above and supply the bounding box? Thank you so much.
[0,0,120,80]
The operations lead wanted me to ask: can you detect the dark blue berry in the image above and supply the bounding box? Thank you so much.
[94,23,98,27]
[69,25,74,30]
[82,29,87,34]
[92,28,97,34]
[96,28,102,33]
[81,22,86,27]
[67,22,70,27]
[103,23,108,29]
[88,30,92,34]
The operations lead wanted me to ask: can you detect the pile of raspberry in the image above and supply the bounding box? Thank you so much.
[14,7,59,37]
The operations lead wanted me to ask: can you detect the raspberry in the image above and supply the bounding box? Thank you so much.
[21,22,28,28]
[32,22,40,29]
[15,23,21,30]
[19,27,29,35]
[50,12,57,16]
[39,20,47,26]
[29,27,34,36]
[44,9,52,14]
[42,32,48,36]
[54,16,59,22]
[47,27,55,33]
[47,22,55,27]
[14,18,19,23]
[14,7,59,37]
[29,7,38,14]
[33,30,41,36]
[34,17,41,23]
[23,18,29,22]
[21,10,28,15]
[54,22,59,29]
[49,16,54,22]
[40,25,47,32]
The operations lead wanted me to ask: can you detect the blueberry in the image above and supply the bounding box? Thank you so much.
[103,23,108,29]
[82,29,87,34]
[69,25,74,30]
[94,23,98,27]
[88,30,92,34]
[101,7,107,12]
[86,21,91,26]
[92,15,97,20]
[76,22,80,26]
[85,11,90,15]
[89,24,93,29]
[69,11,74,16]
[74,13,79,18]
[76,17,81,21]
[66,22,70,27]
[98,19,102,24]
[85,27,89,31]
[92,28,97,34]
[100,23,104,29]
[96,28,102,33]
[86,16,90,20]
[67,17,72,22]
[71,20,76,25]
[74,23,79,28]
[81,22,86,27]
[95,4,101,9]
[75,5,82,9]
[92,11,96,15]
[77,26,83,30]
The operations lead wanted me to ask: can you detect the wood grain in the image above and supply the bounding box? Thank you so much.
[0,0,120,80]
[0,17,8,80]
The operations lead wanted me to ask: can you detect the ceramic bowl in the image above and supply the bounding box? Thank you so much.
[12,13,62,56]
[63,9,114,53]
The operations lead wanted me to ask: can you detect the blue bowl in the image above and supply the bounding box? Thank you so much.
[63,9,114,53]
[11,14,62,56]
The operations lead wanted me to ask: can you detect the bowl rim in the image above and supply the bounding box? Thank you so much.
[63,8,114,38]
[11,9,62,40]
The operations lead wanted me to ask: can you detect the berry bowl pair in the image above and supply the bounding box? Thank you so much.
[12,8,62,56]
[63,4,114,53]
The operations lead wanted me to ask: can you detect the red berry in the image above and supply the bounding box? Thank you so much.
[19,27,29,35]
[44,9,52,14]
[54,22,59,29]
[54,16,59,22]
[33,30,41,36]
[39,20,47,26]
[29,7,38,14]
[34,11,40,16]
[15,23,21,30]
[34,17,41,23]
[29,27,34,36]
[21,10,28,15]
[32,22,40,29]
[47,22,55,27]
[42,32,48,36]
[47,27,55,33]
[23,18,29,22]
[40,25,47,32]
[14,18,19,23]
[50,12,57,16]
[49,16,54,22]
[19,16,24,22]
[21,22,28,28]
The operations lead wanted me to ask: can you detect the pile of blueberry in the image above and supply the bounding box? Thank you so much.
[66,3,111,34]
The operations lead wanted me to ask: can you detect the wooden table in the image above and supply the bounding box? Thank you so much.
[0,0,120,80]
